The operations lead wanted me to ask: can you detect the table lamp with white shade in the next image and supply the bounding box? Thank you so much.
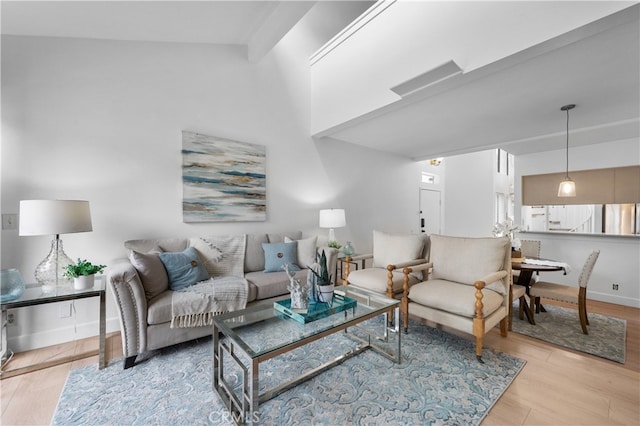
[19,200,93,292]
[319,208,346,244]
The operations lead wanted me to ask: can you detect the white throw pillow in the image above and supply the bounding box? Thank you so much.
[372,230,425,268]
[285,235,318,268]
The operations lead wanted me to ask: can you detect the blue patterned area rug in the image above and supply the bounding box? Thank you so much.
[53,319,525,425]
[511,302,626,364]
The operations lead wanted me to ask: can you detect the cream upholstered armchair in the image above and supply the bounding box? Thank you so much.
[344,230,429,300]
[402,235,511,362]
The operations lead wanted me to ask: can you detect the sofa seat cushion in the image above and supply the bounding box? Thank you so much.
[245,269,307,301]
[408,279,504,318]
[147,291,173,325]
[348,268,419,295]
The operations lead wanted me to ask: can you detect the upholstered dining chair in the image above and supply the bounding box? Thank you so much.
[509,279,528,331]
[520,240,541,258]
[529,250,600,334]
[512,239,541,283]
[509,239,541,330]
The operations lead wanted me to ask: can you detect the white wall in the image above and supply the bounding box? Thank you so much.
[443,150,496,237]
[1,32,420,350]
[515,138,640,307]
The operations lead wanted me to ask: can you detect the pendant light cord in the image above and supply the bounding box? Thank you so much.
[560,104,575,179]
[565,107,569,179]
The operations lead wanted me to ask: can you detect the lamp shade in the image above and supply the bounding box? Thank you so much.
[558,179,576,197]
[19,200,93,236]
[319,209,346,228]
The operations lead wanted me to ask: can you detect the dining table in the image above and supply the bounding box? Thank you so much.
[512,257,569,325]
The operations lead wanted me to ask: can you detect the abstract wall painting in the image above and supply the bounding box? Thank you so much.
[182,131,266,222]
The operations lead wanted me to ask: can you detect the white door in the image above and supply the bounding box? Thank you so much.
[419,189,441,235]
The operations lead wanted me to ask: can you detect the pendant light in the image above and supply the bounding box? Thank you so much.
[558,104,576,197]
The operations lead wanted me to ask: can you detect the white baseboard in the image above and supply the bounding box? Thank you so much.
[588,291,640,308]
[7,317,121,353]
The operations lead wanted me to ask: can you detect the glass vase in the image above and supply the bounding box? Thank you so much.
[343,241,354,256]
[0,269,25,302]
[35,239,74,292]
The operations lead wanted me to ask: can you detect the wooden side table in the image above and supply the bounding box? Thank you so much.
[0,278,106,379]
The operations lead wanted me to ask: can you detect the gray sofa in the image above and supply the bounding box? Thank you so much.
[108,231,336,368]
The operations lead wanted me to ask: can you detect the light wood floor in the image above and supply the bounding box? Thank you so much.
[1,299,638,425]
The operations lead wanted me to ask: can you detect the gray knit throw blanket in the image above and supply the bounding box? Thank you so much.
[171,276,248,328]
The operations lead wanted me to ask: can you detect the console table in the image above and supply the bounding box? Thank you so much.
[0,279,106,379]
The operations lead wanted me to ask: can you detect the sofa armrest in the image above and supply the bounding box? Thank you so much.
[107,259,148,358]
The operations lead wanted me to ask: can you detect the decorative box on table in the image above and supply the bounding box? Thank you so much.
[274,293,357,324]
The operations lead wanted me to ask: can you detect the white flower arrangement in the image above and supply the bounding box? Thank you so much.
[492,219,521,250]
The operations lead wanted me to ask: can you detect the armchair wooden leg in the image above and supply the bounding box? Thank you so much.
[475,337,484,364]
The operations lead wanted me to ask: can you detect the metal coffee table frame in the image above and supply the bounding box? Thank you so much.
[212,286,400,424]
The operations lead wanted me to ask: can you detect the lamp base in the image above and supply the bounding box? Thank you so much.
[35,237,74,292]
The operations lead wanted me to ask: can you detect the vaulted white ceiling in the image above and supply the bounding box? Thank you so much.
[311,2,640,160]
[0,1,371,62]
[2,1,638,160]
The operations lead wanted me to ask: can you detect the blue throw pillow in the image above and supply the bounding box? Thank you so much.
[159,247,210,291]
[263,242,300,273]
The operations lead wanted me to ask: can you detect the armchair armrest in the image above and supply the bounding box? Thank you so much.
[479,270,507,285]
[107,259,148,358]
[388,258,429,271]
[479,270,509,297]
[402,262,433,274]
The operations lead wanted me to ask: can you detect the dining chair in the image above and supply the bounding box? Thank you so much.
[508,278,528,331]
[509,239,541,330]
[514,239,541,277]
[520,240,541,258]
[529,250,600,334]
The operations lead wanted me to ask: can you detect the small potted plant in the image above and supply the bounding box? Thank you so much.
[64,259,106,290]
[307,250,334,304]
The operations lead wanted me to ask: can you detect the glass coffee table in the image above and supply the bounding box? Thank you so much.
[212,285,400,424]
